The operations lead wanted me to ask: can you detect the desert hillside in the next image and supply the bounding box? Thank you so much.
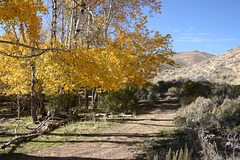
[172,51,215,67]
[153,46,240,85]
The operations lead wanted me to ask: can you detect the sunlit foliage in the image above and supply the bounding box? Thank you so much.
[0,0,174,95]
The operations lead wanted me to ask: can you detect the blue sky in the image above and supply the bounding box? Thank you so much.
[145,0,240,55]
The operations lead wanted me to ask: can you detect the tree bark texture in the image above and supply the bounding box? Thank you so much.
[92,88,97,110]
[84,86,89,110]
[31,61,38,123]
[54,86,64,116]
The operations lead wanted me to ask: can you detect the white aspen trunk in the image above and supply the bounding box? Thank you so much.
[74,18,80,40]
[61,1,65,45]
[51,0,57,44]
[65,15,71,46]
[87,7,91,48]
[17,95,20,120]
[68,1,75,49]
[103,7,107,42]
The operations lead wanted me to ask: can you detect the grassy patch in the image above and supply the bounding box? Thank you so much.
[0,116,121,154]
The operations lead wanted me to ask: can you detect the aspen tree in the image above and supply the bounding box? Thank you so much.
[0,0,174,119]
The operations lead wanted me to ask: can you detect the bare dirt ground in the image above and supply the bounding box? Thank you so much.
[1,96,180,160]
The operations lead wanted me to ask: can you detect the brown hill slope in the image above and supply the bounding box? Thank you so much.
[173,51,215,67]
[153,46,240,85]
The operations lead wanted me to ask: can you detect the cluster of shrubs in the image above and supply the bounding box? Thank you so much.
[141,80,240,159]
[96,82,161,114]
[174,81,240,159]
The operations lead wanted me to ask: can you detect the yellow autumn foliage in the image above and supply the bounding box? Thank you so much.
[0,0,174,95]
[0,0,47,45]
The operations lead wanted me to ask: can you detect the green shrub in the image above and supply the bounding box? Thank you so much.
[146,83,160,102]
[177,81,211,106]
[158,81,180,93]
[97,86,139,114]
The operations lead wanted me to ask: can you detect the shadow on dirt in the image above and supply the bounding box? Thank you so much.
[0,94,180,159]
[0,153,124,160]
[136,95,180,115]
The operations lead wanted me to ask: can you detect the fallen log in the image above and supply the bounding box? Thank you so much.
[1,116,52,149]
[1,133,41,149]
[46,115,75,131]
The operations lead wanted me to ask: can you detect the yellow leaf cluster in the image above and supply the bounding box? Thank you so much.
[0,0,48,45]
[0,43,31,95]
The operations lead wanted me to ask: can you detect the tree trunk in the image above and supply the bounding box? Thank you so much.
[37,92,47,118]
[54,87,64,116]
[60,0,65,45]
[84,86,89,110]
[92,88,97,110]
[51,0,57,44]
[67,1,75,49]
[31,61,38,123]
[78,93,82,110]
[65,102,69,114]
[16,95,20,119]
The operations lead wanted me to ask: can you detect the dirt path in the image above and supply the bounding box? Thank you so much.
[3,96,180,160]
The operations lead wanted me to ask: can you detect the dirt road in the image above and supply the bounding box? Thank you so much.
[2,96,179,160]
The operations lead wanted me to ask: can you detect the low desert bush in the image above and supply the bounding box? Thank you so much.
[198,129,224,159]
[175,97,215,129]
[175,94,240,159]
[215,97,240,128]
[211,83,240,105]
[176,96,240,129]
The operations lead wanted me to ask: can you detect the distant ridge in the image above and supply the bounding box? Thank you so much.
[153,46,240,85]
[173,51,215,67]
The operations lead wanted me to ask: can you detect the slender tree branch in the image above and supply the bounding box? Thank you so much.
[0,40,72,58]
[0,40,71,52]
[0,50,48,58]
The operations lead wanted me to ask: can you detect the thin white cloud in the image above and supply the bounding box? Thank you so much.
[176,36,238,42]
[172,29,179,33]
[207,45,228,49]
[212,38,238,42]
[181,33,194,36]
[197,32,211,36]
[174,27,239,43]
[176,36,203,42]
